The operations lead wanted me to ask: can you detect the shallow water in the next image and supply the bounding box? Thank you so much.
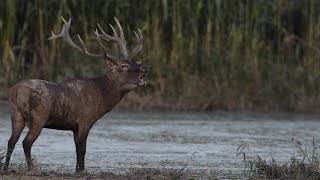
[1,107,320,179]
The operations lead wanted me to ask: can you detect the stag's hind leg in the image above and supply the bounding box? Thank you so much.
[4,108,25,170]
[22,114,47,170]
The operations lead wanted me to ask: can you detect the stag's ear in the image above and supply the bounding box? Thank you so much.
[106,60,118,70]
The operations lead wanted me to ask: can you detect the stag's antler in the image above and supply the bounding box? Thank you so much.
[96,17,129,59]
[128,28,143,61]
[49,17,101,59]
[49,16,143,63]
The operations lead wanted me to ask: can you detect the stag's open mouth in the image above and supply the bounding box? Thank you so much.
[138,74,146,86]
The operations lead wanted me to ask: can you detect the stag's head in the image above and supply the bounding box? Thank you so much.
[49,17,148,92]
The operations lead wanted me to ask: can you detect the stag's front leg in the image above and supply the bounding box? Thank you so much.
[73,127,90,173]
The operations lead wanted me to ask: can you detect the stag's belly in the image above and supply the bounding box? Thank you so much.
[44,117,76,130]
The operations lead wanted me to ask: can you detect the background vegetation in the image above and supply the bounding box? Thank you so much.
[1,0,320,111]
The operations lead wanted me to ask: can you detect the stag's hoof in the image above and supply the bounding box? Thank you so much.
[76,169,85,174]
[3,166,9,171]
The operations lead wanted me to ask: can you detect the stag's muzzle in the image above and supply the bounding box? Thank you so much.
[138,66,148,86]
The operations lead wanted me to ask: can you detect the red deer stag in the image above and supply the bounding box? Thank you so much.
[4,17,148,172]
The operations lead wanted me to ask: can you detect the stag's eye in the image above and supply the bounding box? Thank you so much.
[120,64,129,69]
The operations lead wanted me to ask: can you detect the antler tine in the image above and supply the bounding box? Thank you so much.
[93,29,107,52]
[94,29,117,64]
[96,23,120,59]
[128,28,143,61]
[99,23,122,59]
[109,23,118,38]
[96,18,128,59]
[48,25,66,40]
[109,23,122,60]
[133,31,139,40]
[114,17,128,58]
[114,17,125,41]
[97,23,116,42]
[48,16,104,59]
[48,16,70,40]
[77,34,105,59]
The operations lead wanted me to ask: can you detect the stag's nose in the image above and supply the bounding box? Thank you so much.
[140,66,148,74]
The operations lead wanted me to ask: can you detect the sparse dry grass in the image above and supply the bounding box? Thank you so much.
[238,138,320,180]
[0,151,209,180]
[0,148,5,171]
[0,166,202,180]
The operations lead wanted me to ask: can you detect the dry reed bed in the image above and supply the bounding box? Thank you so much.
[1,1,320,111]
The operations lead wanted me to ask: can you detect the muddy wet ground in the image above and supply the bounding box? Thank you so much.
[1,107,320,179]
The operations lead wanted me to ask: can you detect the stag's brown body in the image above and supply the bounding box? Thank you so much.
[4,17,148,172]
